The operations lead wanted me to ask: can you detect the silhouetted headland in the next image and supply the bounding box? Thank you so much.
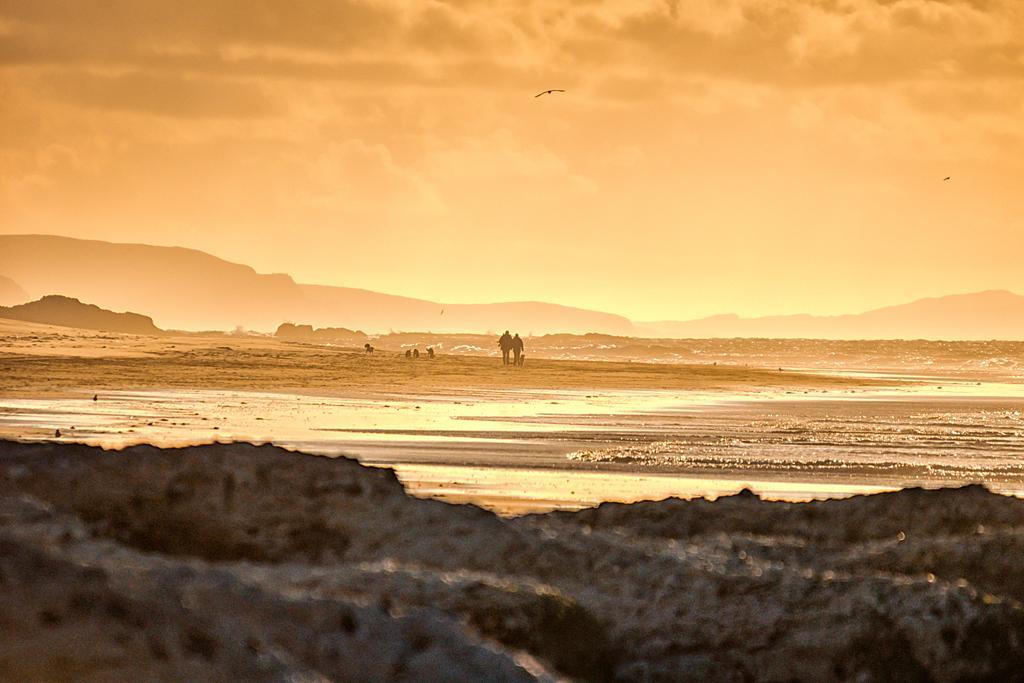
[0,295,161,335]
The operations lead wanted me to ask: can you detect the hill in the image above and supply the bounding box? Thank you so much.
[640,290,1024,340]
[4,234,1022,340]
[0,235,635,334]
[0,276,28,306]
[0,295,162,335]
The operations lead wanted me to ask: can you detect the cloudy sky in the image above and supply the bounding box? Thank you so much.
[1,0,1022,320]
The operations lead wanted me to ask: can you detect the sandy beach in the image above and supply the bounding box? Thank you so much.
[5,320,1024,514]
[6,319,1024,678]
[6,2,1023,676]
[0,318,897,397]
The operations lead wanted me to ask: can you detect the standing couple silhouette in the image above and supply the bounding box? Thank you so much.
[497,330,525,366]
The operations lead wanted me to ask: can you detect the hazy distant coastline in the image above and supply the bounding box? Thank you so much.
[0,234,633,335]
[3,296,1024,382]
[3,234,1024,340]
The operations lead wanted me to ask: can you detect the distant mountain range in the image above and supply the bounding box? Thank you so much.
[637,290,1024,340]
[1,234,1022,340]
[0,235,633,334]
[0,275,28,307]
[0,295,161,335]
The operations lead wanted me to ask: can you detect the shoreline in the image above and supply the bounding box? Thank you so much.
[5,382,1024,514]
[4,321,1024,515]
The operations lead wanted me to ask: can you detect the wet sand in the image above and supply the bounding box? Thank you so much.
[394,464,897,515]
[5,383,1024,513]
[5,320,1024,514]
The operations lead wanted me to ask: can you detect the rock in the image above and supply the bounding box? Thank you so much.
[0,295,162,335]
[4,439,1024,681]
[276,322,368,344]
[0,496,538,682]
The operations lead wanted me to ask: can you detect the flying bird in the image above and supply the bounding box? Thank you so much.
[943,176,951,181]
[535,89,565,98]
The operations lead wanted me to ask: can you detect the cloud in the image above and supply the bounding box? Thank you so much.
[3,1,1020,100]
[42,71,280,119]
[3,0,1020,153]
[295,138,445,213]
[0,0,398,54]
[2,0,1023,318]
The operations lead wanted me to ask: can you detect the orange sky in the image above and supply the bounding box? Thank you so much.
[1,0,1022,321]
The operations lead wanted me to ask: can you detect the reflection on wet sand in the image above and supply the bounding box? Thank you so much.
[393,464,898,516]
[3,379,1024,514]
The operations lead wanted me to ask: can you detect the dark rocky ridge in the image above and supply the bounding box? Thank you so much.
[0,295,162,335]
[3,439,1024,681]
[276,321,368,344]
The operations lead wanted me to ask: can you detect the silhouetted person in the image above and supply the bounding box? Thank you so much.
[413,348,420,359]
[427,347,435,359]
[405,349,412,359]
[512,333,524,367]
[498,330,513,365]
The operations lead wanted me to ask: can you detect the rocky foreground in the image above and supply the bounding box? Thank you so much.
[2,441,1024,681]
